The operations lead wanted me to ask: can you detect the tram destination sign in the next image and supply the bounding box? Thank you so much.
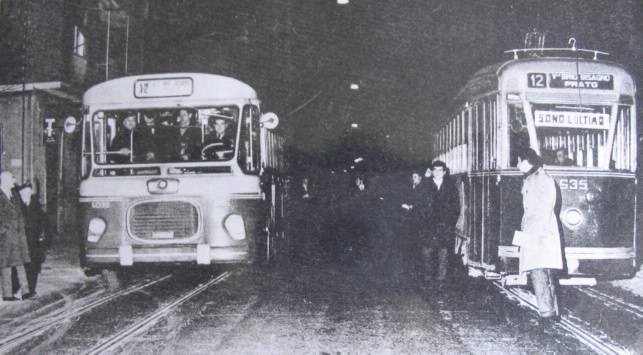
[534,110,610,129]
[134,77,193,98]
[527,73,613,90]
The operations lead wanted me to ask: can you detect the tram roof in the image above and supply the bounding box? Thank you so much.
[452,56,634,107]
[83,73,257,107]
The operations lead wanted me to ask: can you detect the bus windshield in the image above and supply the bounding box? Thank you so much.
[509,103,635,171]
[90,106,239,164]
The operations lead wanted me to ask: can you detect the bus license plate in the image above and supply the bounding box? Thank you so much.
[152,231,174,239]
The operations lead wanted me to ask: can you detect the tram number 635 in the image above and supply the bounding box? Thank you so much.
[559,178,588,190]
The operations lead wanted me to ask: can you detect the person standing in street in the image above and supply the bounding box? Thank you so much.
[398,168,431,286]
[0,171,30,301]
[423,160,459,291]
[11,183,49,299]
[516,148,563,331]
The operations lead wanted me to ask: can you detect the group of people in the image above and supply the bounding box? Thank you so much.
[398,160,460,291]
[0,171,49,302]
[110,109,235,163]
[295,148,562,331]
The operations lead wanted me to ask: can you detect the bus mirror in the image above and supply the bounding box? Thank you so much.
[260,112,279,130]
[63,116,78,134]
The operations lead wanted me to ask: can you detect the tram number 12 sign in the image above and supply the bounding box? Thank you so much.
[528,73,613,90]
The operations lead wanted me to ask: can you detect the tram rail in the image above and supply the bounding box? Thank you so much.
[87,271,231,354]
[0,274,172,352]
[575,287,643,320]
[493,282,632,355]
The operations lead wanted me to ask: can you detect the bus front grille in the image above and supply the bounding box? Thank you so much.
[129,201,199,240]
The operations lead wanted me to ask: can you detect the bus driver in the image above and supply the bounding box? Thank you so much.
[203,116,235,160]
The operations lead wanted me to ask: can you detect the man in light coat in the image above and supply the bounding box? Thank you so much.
[517,148,564,330]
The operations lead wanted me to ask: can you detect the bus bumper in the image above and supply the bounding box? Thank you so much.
[85,245,250,266]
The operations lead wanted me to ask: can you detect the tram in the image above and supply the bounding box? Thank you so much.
[431,43,637,285]
[68,73,288,276]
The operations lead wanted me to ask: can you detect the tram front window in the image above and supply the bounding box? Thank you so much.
[90,107,240,165]
[535,104,634,170]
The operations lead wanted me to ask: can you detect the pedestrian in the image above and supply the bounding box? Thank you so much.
[398,168,431,286]
[11,182,49,299]
[422,160,460,291]
[0,171,30,301]
[516,148,563,331]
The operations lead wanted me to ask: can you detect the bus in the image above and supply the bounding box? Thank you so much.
[431,43,637,285]
[70,73,288,280]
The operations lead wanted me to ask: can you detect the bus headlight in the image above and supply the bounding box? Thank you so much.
[562,208,583,227]
[88,217,107,243]
[585,189,601,204]
[224,214,246,241]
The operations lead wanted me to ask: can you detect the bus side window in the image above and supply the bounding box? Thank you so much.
[238,105,260,174]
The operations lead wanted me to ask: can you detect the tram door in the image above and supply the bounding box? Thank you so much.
[471,100,500,269]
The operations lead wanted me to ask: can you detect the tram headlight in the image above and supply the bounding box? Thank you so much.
[585,189,601,204]
[224,214,246,241]
[87,217,107,243]
[562,208,583,227]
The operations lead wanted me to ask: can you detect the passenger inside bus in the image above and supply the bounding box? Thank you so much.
[176,109,203,161]
[202,116,235,160]
[109,114,152,163]
[139,112,177,162]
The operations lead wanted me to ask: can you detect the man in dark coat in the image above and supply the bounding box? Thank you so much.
[139,112,178,162]
[176,109,203,161]
[423,160,460,290]
[398,169,432,285]
[11,183,49,299]
[0,171,30,301]
[203,116,235,160]
[109,114,153,163]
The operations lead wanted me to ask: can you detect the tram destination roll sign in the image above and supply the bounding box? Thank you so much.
[534,110,610,129]
[527,73,614,89]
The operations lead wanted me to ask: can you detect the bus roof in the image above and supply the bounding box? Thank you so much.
[83,73,257,107]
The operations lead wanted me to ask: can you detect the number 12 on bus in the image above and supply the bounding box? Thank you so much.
[71,73,287,274]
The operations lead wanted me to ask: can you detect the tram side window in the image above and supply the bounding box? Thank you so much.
[508,104,530,167]
[238,105,260,174]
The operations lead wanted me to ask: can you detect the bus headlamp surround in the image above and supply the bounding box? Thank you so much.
[88,217,107,243]
[224,214,246,241]
[562,208,583,227]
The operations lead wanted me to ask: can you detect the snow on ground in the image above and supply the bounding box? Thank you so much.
[610,267,643,298]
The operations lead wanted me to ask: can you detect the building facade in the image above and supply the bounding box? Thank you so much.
[0,0,146,236]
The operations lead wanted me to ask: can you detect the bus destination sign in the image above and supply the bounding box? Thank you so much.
[134,78,193,98]
[534,110,610,130]
[527,73,613,90]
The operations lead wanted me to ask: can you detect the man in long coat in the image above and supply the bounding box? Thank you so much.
[398,169,431,285]
[423,161,460,289]
[0,171,30,301]
[517,148,564,330]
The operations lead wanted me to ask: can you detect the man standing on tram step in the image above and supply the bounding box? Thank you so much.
[423,160,460,292]
[516,148,563,332]
[0,171,30,301]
